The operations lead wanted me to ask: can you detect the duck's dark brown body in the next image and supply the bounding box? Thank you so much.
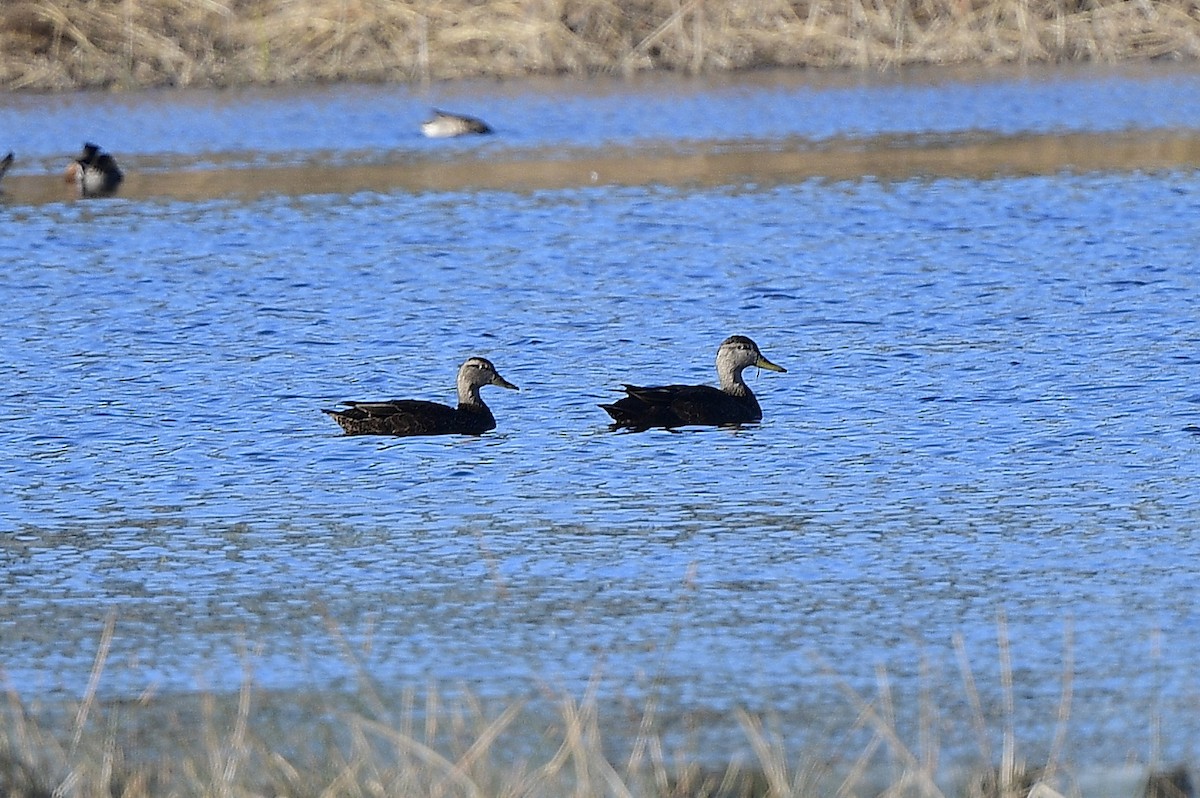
[602,383,764,431]
[324,399,498,436]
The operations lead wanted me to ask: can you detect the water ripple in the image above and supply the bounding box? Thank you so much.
[1,80,1200,765]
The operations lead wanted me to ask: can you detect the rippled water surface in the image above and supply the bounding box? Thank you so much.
[3,65,1200,768]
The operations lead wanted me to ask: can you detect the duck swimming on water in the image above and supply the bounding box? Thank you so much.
[600,335,786,431]
[421,109,493,138]
[324,357,518,436]
[65,142,123,197]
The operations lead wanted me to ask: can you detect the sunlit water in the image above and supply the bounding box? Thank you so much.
[2,65,1200,770]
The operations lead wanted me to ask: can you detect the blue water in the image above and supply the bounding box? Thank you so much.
[4,62,1200,168]
[3,66,1200,769]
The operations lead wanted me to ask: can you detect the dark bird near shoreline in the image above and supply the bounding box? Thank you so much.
[65,142,123,198]
[421,109,493,138]
[323,357,518,436]
[600,335,786,431]
[0,152,13,187]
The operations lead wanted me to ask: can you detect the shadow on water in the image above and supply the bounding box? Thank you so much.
[5,129,1200,203]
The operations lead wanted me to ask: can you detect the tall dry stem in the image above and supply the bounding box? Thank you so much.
[70,611,116,758]
[817,652,946,798]
[954,631,993,766]
[736,708,792,796]
[1041,617,1073,784]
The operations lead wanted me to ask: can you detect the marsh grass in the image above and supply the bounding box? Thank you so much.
[0,610,1186,798]
[1,0,1200,90]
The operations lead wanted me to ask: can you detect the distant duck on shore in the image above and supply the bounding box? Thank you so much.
[0,152,12,189]
[421,109,493,138]
[65,142,123,198]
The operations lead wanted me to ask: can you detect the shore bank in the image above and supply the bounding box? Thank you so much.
[0,672,1183,798]
[2,0,1199,91]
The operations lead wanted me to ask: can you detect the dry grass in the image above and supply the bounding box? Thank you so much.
[1,0,1199,90]
[0,612,1186,798]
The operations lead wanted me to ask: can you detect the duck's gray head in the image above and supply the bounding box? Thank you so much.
[457,357,519,397]
[717,335,786,374]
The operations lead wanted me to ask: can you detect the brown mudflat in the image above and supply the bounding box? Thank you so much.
[4,129,1199,205]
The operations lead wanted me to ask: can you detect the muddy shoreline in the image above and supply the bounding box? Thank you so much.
[4,129,1199,205]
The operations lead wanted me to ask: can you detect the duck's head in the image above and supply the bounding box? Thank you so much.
[458,357,519,393]
[717,335,786,375]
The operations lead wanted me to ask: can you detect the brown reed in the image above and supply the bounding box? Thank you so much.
[1,0,1199,91]
[0,610,1184,798]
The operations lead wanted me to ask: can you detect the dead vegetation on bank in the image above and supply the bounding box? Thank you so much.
[0,0,1199,91]
[0,613,1188,798]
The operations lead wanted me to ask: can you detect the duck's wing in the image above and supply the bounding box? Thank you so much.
[599,383,699,429]
[95,154,123,189]
[343,399,442,415]
[601,384,758,429]
[430,109,492,134]
[663,385,761,426]
[324,399,457,436]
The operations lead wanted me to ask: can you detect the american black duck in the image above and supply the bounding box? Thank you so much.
[600,335,786,431]
[65,142,123,198]
[421,109,493,138]
[324,357,518,436]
